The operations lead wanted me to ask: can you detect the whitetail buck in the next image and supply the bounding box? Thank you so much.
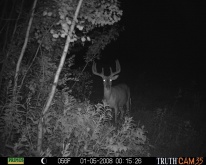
[92,60,130,125]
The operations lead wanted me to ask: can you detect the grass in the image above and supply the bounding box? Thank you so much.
[130,93,206,156]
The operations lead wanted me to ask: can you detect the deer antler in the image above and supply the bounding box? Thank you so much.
[92,61,105,78]
[109,60,121,77]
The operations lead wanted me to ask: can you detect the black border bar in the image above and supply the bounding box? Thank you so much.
[1,157,206,165]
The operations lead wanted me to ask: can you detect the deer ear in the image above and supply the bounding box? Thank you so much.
[111,75,119,80]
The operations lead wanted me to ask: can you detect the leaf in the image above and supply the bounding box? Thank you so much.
[43,11,47,16]
[47,12,52,17]
[53,33,59,38]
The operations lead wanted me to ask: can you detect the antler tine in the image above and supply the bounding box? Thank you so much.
[92,61,105,78]
[109,67,113,75]
[116,60,121,72]
[110,60,121,77]
[101,67,104,76]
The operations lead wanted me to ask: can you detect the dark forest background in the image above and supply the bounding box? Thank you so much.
[0,0,205,157]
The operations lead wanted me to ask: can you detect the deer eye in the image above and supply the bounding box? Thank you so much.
[110,79,112,82]
[103,79,106,82]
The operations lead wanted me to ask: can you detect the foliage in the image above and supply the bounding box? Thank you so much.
[0,0,126,157]
[151,108,196,146]
[33,0,123,52]
[0,0,123,99]
[0,81,25,144]
[85,24,122,62]
[68,69,93,101]
[1,91,150,156]
[134,106,202,156]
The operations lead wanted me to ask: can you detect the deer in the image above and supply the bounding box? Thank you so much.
[92,60,131,125]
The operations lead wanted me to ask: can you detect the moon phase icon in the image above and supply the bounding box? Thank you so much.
[41,158,47,164]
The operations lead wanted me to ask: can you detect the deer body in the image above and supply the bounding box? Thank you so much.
[92,60,130,125]
[104,84,130,123]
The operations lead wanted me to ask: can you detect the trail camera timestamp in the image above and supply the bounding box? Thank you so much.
[80,158,143,164]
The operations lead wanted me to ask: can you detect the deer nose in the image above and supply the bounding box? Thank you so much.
[106,83,110,88]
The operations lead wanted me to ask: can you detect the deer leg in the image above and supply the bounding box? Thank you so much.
[126,99,130,116]
[114,106,118,125]
[120,106,124,120]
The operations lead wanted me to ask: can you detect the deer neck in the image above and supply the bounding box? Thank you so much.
[104,86,112,101]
